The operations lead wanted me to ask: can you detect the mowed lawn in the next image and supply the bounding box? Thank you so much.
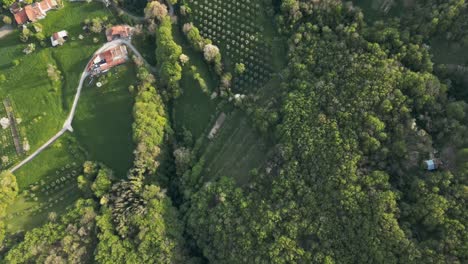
[73,65,136,177]
[173,67,217,140]
[173,25,218,140]
[0,34,66,151]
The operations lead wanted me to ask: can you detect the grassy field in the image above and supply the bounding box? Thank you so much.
[172,26,219,140]
[132,34,157,66]
[200,110,270,185]
[0,1,114,162]
[0,1,137,233]
[73,65,136,177]
[5,135,85,232]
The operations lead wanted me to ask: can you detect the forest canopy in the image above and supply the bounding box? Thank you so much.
[1,0,467,263]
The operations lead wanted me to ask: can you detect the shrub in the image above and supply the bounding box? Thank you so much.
[144,0,168,21]
[23,43,36,55]
[235,63,246,75]
[2,16,12,25]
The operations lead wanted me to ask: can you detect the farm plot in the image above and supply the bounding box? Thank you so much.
[200,109,270,185]
[0,98,29,170]
[187,0,276,92]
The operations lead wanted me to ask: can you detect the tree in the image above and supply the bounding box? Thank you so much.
[47,64,62,82]
[0,171,18,245]
[144,0,168,21]
[1,0,16,8]
[91,168,112,198]
[179,54,189,65]
[173,147,191,176]
[5,199,97,263]
[155,16,183,98]
[0,171,18,217]
[90,18,103,33]
[20,28,31,42]
[203,44,220,62]
[23,43,36,54]
[235,63,246,75]
[447,101,466,121]
[2,15,12,25]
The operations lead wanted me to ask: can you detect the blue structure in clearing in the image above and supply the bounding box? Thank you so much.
[425,160,436,171]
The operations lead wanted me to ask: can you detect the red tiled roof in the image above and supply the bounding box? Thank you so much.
[13,10,28,25]
[10,0,56,24]
[39,0,55,12]
[87,45,128,73]
[106,25,132,41]
[24,4,42,22]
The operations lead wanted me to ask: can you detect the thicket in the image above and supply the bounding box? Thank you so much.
[4,199,97,263]
[155,16,183,99]
[132,67,170,175]
[0,171,18,246]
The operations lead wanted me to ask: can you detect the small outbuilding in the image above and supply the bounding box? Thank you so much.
[424,159,442,171]
[50,30,68,47]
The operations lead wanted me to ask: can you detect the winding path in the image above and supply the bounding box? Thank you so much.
[10,39,152,173]
[0,25,14,39]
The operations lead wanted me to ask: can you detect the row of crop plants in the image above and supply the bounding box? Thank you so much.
[187,0,273,91]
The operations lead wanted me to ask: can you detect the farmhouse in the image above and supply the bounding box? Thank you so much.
[10,0,58,25]
[50,30,68,47]
[105,25,133,42]
[87,45,128,76]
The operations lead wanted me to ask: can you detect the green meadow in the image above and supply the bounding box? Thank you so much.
[0,1,136,232]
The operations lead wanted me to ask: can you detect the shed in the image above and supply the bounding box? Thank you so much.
[50,30,68,47]
[424,159,442,171]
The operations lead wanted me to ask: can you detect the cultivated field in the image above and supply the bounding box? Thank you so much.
[186,0,285,92]
[174,0,283,185]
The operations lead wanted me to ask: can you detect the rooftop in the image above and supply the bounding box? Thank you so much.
[106,25,133,42]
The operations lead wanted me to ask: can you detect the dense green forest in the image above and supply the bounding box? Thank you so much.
[1,0,467,263]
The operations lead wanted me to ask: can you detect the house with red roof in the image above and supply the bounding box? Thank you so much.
[87,45,129,76]
[10,0,59,25]
[105,25,134,42]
